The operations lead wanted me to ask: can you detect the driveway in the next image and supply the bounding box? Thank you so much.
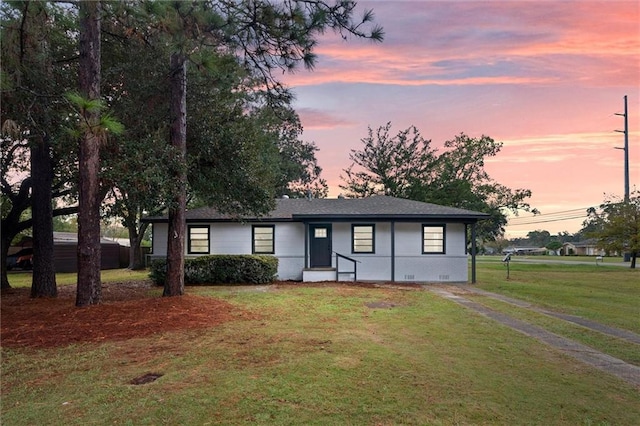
[426,285,640,388]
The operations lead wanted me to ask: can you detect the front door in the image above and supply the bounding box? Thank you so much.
[309,224,332,267]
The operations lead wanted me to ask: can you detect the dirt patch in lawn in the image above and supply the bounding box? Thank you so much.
[1,280,258,349]
[365,301,400,309]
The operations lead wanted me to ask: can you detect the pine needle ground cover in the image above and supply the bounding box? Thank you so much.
[2,275,638,425]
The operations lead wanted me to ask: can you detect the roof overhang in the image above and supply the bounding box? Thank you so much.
[145,214,488,224]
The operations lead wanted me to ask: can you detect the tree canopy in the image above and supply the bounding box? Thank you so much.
[1,1,382,297]
[132,0,383,296]
[585,191,639,268]
[340,123,537,240]
[1,1,79,293]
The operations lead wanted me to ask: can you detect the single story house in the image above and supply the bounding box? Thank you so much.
[144,195,489,283]
[561,240,607,257]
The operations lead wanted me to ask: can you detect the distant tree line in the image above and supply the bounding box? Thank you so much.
[481,191,639,269]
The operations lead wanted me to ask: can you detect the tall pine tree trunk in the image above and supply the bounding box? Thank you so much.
[28,2,57,298]
[76,1,102,307]
[164,52,187,297]
[31,132,57,298]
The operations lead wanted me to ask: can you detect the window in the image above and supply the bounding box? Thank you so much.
[188,226,210,254]
[314,228,327,238]
[422,225,445,254]
[352,224,375,253]
[253,225,275,254]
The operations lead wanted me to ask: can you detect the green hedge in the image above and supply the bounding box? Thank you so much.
[149,255,278,285]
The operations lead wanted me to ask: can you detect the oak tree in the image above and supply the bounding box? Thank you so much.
[341,124,537,240]
[586,191,639,269]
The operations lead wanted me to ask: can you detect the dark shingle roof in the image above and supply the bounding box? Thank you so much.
[563,239,598,247]
[145,196,489,223]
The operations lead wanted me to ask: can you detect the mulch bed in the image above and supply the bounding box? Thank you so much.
[1,280,422,350]
[1,280,256,349]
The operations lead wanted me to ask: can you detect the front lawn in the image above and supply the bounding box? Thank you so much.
[6,268,150,288]
[474,261,640,333]
[2,279,639,425]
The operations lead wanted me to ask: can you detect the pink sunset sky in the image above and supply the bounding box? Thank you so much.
[280,0,639,238]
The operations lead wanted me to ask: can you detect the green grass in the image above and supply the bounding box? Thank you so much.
[466,294,640,366]
[7,268,150,288]
[478,254,630,264]
[474,261,640,334]
[2,283,639,425]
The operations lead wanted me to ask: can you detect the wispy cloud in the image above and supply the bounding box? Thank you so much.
[297,108,358,130]
[282,1,638,235]
[283,1,639,89]
[486,131,635,165]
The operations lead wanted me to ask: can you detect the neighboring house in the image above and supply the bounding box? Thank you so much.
[144,196,489,283]
[562,240,607,256]
[8,232,123,273]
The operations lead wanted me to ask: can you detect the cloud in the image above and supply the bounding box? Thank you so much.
[282,1,639,89]
[485,131,632,166]
[297,108,357,130]
[500,131,628,149]
[280,1,639,236]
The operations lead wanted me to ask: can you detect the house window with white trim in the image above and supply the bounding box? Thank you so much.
[422,225,445,254]
[352,224,375,253]
[253,225,275,254]
[188,225,210,254]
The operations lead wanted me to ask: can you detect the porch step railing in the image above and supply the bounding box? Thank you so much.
[334,252,360,281]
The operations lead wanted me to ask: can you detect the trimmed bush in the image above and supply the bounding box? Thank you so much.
[149,255,278,286]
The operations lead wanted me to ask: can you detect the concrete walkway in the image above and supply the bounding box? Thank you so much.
[426,285,640,388]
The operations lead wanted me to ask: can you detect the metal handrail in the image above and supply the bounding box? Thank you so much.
[334,252,360,281]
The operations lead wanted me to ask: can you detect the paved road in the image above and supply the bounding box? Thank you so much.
[426,285,640,388]
[481,257,636,268]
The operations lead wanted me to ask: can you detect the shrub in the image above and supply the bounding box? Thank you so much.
[149,255,278,286]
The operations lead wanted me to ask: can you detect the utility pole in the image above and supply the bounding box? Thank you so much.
[614,95,629,201]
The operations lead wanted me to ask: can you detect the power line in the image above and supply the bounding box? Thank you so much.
[509,214,588,226]
[509,207,593,221]
[508,206,596,226]
[510,207,590,218]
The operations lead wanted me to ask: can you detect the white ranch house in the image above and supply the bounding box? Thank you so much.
[145,196,489,283]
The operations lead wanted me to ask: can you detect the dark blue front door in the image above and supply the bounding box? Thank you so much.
[310,224,332,267]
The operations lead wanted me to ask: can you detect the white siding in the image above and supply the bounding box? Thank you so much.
[394,222,467,282]
[211,223,251,254]
[151,222,305,281]
[151,223,168,256]
[273,222,305,280]
[150,220,469,283]
[331,222,393,281]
